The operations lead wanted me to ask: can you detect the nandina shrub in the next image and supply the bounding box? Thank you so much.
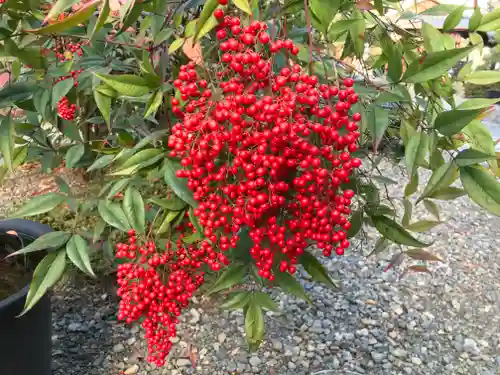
[2,0,500,367]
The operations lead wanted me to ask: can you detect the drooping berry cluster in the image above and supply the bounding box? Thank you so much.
[115,223,210,366]
[55,69,82,121]
[168,13,362,280]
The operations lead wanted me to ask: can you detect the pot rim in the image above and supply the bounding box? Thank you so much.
[0,219,52,311]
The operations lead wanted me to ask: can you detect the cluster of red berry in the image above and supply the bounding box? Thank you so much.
[115,226,208,366]
[168,12,361,280]
[52,38,83,62]
[56,69,83,121]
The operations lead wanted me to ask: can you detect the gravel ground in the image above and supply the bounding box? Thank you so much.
[46,160,500,375]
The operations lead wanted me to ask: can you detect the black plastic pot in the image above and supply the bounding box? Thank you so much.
[0,219,52,375]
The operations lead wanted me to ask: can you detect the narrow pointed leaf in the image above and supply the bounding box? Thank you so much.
[95,73,151,97]
[406,220,443,232]
[434,108,484,136]
[21,250,66,315]
[27,1,99,34]
[220,291,251,310]
[477,7,500,31]
[405,132,428,177]
[94,90,111,130]
[65,144,85,168]
[149,197,186,211]
[417,161,457,202]
[98,200,130,231]
[233,0,252,14]
[90,0,110,40]
[428,186,466,200]
[7,231,71,258]
[208,264,246,295]
[123,187,146,233]
[455,148,496,167]
[144,90,163,118]
[423,199,440,220]
[273,271,311,303]
[299,251,340,289]
[464,71,500,85]
[443,5,464,31]
[164,159,197,207]
[11,193,65,217]
[460,166,500,216]
[87,154,114,172]
[371,215,431,247]
[403,46,475,83]
[66,235,95,276]
[469,6,482,30]
[244,297,264,346]
[253,291,279,312]
[193,0,219,42]
[406,248,442,262]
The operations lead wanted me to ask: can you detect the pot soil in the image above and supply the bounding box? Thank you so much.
[0,219,53,375]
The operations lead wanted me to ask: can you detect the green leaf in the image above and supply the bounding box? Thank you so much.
[403,45,475,83]
[347,209,363,238]
[460,166,500,216]
[123,187,146,233]
[253,291,279,312]
[27,2,99,34]
[428,186,466,200]
[244,297,265,347]
[387,45,403,82]
[371,215,431,247]
[194,0,219,42]
[406,220,443,232]
[197,14,220,40]
[469,6,482,31]
[164,159,198,207]
[404,172,419,197]
[405,132,428,177]
[98,200,131,231]
[477,7,500,32]
[117,149,164,171]
[7,231,71,258]
[455,148,495,167]
[21,249,66,315]
[66,235,95,277]
[327,19,358,40]
[368,236,389,256]
[95,73,151,97]
[457,62,473,81]
[105,178,130,199]
[144,90,163,118]
[402,198,412,227]
[300,251,340,289]
[10,193,65,217]
[423,199,440,220]
[434,108,483,136]
[149,197,186,211]
[92,219,106,243]
[418,161,457,203]
[168,38,185,54]
[90,0,110,41]
[220,291,251,310]
[65,144,85,168]
[350,13,365,58]
[368,105,389,151]
[87,154,114,172]
[464,71,500,85]
[310,0,341,32]
[233,0,252,14]
[94,90,111,131]
[0,117,14,172]
[405,248,442,262]
[273,271,311,303]
[188,207,203,237]
[51,79,73,109]
[43,0,79,23]
[207,264,247,295]
[422,23,444,52]
[457,98,500,110]
[443,5,464,31]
